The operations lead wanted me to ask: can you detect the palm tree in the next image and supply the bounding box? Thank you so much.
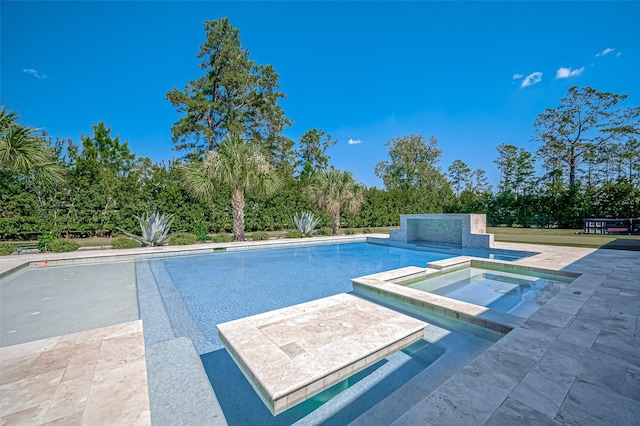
[306,168,365,235]
[182,137,282,241]
[0,105,63,184]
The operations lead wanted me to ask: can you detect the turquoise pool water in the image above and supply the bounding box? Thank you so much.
[152,242,450,348]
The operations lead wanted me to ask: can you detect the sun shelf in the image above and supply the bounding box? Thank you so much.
[217,293,427,415]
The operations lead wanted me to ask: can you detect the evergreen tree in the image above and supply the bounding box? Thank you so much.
[166,18,290,158]
[534,86,640,187]
[447,159,472,196]
[297,128,336,174]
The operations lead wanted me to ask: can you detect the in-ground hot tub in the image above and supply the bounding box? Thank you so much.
[352,258,581,334]
[399,265,576,318]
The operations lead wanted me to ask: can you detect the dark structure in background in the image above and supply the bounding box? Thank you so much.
[583,218,640,235]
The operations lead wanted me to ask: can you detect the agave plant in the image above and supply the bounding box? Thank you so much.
[292,211,320,236]
[118,212,174,247]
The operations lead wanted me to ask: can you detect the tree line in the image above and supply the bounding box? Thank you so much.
[1,18,639,241]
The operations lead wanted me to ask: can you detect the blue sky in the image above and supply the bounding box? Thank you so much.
[2,1,639,188]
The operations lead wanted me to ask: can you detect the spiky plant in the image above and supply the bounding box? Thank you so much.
[292,211,320,236]
[118,212,174,247]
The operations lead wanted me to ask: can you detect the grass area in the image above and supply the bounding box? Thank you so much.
[488,227,640,249]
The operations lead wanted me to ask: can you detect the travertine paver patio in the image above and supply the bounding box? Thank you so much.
[0,321,149,425]
[0,235,639,424]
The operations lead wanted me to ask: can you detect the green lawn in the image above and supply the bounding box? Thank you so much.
[488,227,640,249]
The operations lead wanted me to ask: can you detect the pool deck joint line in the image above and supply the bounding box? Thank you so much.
[217,293,426,415]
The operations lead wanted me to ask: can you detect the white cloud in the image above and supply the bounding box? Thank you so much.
[556,66,584,79]
[595,47,615,57]
[23,68,47,79]
[520,72,542,88]
[512,73,524,80]
[347,138,362,145]
[616,51,622,58]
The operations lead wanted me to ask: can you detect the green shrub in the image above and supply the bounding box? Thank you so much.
[38,234,56,252]
[111,236,142,249]
[314,228,331,236]
[284,230,303,238]
[211,233,232,243]
[48,239,80,253]
[169,232,198,246]
[343,228,355,235]
[0,242,15,256]
[250,231,269,241]
[363,228,373,234]
[193,220,210,242]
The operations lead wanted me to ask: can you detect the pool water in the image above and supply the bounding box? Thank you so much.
[139,242,532,423]
[370,241,535,262]
[151,242,450,349]
[403,267,574,317]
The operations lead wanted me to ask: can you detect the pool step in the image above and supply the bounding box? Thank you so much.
[146,337,227,425]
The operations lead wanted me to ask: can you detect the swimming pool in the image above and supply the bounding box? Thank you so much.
[149,242,451,349]
[139,241,506,424]
[1,239,531,424]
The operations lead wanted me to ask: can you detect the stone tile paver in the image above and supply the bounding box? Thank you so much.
[509,363,575,418]
[0,320,150,425]
[625,363,640,402]
[556,379,640,425]
[486,397,562,426]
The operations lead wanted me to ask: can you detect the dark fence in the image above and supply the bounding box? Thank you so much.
[583,218,640,235]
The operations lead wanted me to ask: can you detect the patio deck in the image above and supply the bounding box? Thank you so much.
[0,321,149,425]
[0,235,638,424]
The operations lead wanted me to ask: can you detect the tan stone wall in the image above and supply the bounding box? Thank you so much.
[391,214,492,249]
[406,219,462,246]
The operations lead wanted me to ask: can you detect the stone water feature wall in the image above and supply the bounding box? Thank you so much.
[389,214,493,249]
